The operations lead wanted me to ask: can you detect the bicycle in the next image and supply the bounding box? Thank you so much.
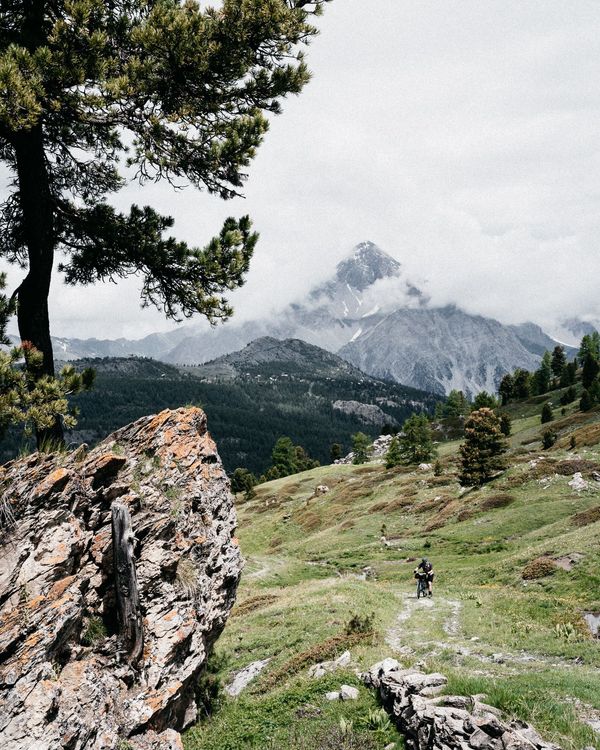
[415,571,429,599]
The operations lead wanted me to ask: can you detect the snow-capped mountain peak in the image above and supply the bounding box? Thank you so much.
[334,240,401,291]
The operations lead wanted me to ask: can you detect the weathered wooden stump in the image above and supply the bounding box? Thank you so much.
[111,500,144,665]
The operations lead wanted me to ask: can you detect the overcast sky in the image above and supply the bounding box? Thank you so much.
[4,0,600,340]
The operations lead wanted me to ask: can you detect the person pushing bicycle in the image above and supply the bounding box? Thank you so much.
[414,557,434,597]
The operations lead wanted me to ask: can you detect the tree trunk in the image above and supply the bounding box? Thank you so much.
[13,125,63,447]
[111,501,144,667]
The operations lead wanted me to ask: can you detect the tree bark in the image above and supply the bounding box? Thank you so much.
[111,501,144,667]
[13,125,63,447]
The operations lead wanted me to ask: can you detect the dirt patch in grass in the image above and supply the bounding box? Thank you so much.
[258,630,377,692]
[499,473,528,489]
[333,483,373,506]
[386,496,415,512]
[414,495,449,514]
[269,536,283,550]
[553,552,585,571]
[561,421,600,448]
[423,499,461,531]
[369,501,388,512]
[354,465,382,475]
[339,520,355,530]
[572,505,600,527]
[293,509,321,531]
[279,481,301,495]
[480,493,515,510]
[527,459,558,479]
[553,410,599,430]
[427,476,454,487]
[522,556,558,580]
[554,459,600,476]
[232,594,279,617]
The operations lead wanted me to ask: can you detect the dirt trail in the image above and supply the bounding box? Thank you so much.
[385,589,582,673]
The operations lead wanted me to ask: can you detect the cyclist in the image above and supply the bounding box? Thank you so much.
[414,557,434,597]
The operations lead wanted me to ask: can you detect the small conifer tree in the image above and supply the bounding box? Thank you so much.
[329,443,342,463]
[498,373,514,406]
[473,391,498,409]
[385,436,402,469]
[551,346,567,379]
[513,369,531,399]
[458,408,507,486]
[399,414,436,464]
[351,432,370,465]
[582,355,600,390]
[499,413,512,437]
[542,429,557,450]
[541,402,554,424]
[580,389,593,412]
[560,386,577,406]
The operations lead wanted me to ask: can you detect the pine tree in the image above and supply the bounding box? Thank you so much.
[498,374,514,406]
[565,361,578,386]
[582,355,600,389]
[294,445,319,472]
[473,391,498,409]
[533,352,552,395]
[351,432,370,465]
[444,390,470,418]
[499,413,512,436]
[0,0,326,444]
[385,436,402,469]
[551,346,567,378]
[560,386,577,406]
[578,333,600,364]
[330,443,342,463]
[541,402,553,424]
[0,274,93,443]
[542,429,557,450]
[458,408,507,486]
[580,389,593,412]
[230,468,257,498]
[271,437,298,477]
[513,369,531,399]
[399,414,436,464]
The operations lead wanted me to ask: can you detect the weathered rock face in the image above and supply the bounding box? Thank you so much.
[0,407,243,750]
[363,659,562,750]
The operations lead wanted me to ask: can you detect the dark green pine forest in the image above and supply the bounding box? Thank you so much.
[5,355,438,475]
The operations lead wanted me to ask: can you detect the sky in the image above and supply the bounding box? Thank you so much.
[4,0,600,340]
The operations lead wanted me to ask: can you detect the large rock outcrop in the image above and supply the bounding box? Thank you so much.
[0,407,243,750]
[363,659,562,750]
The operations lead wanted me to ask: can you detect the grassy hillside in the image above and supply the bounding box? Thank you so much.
[185,393,600,750]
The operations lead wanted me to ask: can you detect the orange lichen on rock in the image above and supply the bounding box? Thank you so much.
[0,407,241,750]
[33,467,71,498]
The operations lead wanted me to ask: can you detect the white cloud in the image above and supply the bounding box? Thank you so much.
[3,0,600,339]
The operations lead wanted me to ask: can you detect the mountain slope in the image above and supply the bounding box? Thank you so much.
[339,306,541,396]
[197,336,373,380]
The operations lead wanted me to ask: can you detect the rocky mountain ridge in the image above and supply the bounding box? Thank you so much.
[34,241,585,396]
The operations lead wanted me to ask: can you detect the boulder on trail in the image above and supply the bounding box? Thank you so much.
[0,407,243,750]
